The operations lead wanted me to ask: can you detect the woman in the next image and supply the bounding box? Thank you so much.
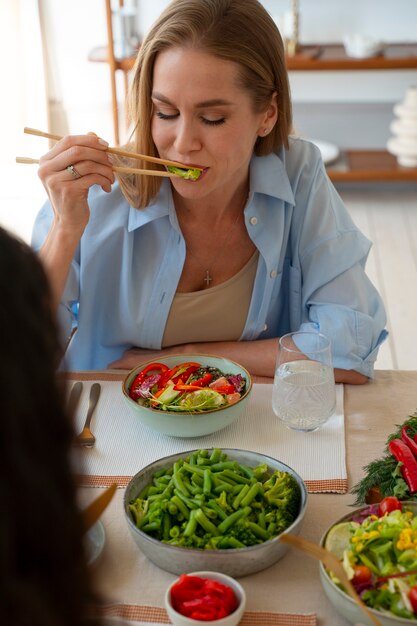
[32,0,387,382]
[0,227,102,625]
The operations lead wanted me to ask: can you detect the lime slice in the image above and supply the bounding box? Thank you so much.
[179,389,226,411]
[324,521,359,559]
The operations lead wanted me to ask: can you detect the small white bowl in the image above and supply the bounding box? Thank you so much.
[343,34,384,58]
[85,520,105,566]
[165,571,246,626]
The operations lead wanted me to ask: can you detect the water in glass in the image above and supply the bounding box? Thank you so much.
[273,359,336,432]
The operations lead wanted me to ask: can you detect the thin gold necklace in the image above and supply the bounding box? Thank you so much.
[179,195,247,289]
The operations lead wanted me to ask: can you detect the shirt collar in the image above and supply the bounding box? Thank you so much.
[127,149,295,231]
[250,150,295,205]
[127,180,173,231]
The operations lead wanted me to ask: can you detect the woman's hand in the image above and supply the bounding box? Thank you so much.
[38,133,115,234]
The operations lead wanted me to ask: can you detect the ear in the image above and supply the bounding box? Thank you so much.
[257,91,278,137]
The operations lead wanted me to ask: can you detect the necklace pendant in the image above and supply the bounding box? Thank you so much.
[204,270,212,286]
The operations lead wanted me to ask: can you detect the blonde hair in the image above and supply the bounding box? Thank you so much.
[118,0,292,208]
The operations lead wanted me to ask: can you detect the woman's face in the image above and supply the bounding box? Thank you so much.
[151,47,276,202]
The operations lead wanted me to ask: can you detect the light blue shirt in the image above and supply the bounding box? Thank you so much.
[32,137,387,374]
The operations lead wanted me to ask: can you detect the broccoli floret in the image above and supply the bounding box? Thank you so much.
[263,470,301,519]
[128,498,149,527]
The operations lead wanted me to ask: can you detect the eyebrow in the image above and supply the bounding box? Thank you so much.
[152,92,235,108]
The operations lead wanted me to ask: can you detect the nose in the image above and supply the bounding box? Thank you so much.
[173,118,201,157]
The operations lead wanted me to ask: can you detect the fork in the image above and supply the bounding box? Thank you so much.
[279,533,383,626]
[74,383,101,447]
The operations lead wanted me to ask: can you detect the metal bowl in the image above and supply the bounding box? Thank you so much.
[122,355,253,438]
[124,448,308,577]
[320,502,417,626]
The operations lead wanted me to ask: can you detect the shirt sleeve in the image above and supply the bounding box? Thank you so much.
[293,157,388,378]
[31,199,81,345]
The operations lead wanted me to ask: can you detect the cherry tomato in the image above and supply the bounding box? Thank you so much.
[378,496,403,517]
[351,565,373,586]
[409,586,417,613]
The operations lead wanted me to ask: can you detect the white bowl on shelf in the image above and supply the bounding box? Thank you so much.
[343,34,384,59]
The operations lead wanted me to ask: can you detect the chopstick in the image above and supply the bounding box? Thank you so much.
[23,126,195,170]
[15,156,180,178]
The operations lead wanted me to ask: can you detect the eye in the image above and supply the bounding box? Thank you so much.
[201,117,226,126]
[156,111,178,121]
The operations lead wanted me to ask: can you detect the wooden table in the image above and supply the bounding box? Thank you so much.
[80,370,417,624]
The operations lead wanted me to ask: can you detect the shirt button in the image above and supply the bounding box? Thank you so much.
[270,270,277,278]
[263,324,268,331]
[250,216,258,225]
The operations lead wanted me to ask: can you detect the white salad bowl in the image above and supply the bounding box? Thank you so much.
[122,354,252,437]
[320,502,417,626]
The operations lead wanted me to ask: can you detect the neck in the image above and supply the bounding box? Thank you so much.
[173,180,249,224]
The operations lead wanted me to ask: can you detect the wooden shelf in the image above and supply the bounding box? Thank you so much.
[286,43,417,71]
[88,45,137,72]
[326,150,417,182]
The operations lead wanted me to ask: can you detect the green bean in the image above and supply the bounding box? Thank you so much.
[167,502,177,515]
[246,521,270,541]
[188,482,203,495]
[240,482,262,507]
[257,510,266,529]
[213,482,234,495]
[170,495,190,519]
[191,472,204,487]
[232,484,250,510]
[238,464,255,480]
[183,509,198,537]
[173,472,190,496]
[220,469,252,484]
[217,536,245,549]
[183,462,205,476]
[206,499,228,521]
[195,509,220,535]
[188,451,199,465]
[210,461,238,472]
[170,525,180,538]
[141,521,160,533]
[209,448,222,463]
[162,512,172,541]
[217,506,252,533]
[202,506,218,520]
[173,489,199,510]
[203,469,212,495]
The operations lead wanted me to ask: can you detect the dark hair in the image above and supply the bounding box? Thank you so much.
[118,0,292,207]
[0,227,101,626]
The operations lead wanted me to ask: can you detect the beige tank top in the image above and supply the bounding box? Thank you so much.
[162,251,259,348]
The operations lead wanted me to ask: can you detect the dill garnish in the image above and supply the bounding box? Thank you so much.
[351,410,417,505]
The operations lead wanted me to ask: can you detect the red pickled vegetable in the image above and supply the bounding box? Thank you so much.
[170,574,238,622]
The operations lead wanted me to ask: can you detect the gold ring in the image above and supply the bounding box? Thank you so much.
[66,164,82,180]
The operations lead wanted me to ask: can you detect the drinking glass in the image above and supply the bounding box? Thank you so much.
[272,331,336,432]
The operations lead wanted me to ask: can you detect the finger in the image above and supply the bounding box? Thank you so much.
[40,146,113,175]
[41,133,109,161]
[62,160,116,185]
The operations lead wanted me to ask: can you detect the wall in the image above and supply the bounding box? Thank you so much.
[137,0,417,147]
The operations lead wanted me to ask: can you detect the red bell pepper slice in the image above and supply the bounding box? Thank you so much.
[170,574,238,621]
[388,438,417,493]
[129,362,169,400]
[158,362,201,388]
[401,425,417,458]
